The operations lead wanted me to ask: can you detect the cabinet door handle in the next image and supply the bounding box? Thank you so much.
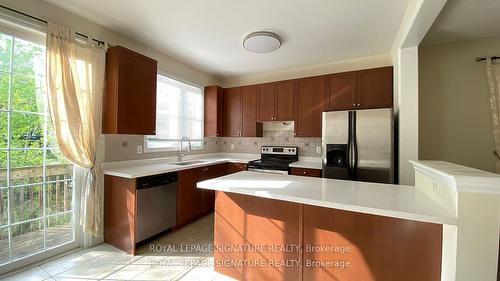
[303,171,307,174]
[352,103,356,107]
[357,103,361,106]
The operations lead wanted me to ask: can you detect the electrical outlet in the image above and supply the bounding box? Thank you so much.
[121,141,128,148]
[230,144,235,150]
[316,146,321,154]
[136,145,143,154]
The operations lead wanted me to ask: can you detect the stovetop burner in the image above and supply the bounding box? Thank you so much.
[248,146,298,172]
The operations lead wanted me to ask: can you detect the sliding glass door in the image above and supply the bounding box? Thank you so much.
[0,29,75,267]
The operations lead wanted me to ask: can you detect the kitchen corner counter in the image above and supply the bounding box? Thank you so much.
[101,153,260,178]
[197,171,456,225]
[289,160,322,169]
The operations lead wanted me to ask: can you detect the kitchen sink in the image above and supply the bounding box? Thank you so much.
[171,160,209,166]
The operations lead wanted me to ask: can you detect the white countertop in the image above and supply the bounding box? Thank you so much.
[411,160,500,195]
[101,153,260,178]
[197,171,457,225]
[289,158,322,169]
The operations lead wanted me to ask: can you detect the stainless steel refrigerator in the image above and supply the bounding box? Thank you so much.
[322,108,394,184]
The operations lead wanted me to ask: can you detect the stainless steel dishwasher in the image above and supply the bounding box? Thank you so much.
[136,172,177,243]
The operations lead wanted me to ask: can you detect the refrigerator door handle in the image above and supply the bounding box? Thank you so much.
[347,111,357,178]
[351,111,358,174]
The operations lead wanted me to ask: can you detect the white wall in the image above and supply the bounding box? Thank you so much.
[419,38,499,172]
[221,54,392,87]
[390,0,447,185]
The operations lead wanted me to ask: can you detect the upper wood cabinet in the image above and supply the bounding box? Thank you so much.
[204,86,224,137]
[276,80,295,120]
[326,71,357,111]
[223,87,242,137]
[223,86,261,137]
[357,66,393,109]
[241,85,259,136]
[294,76,326,137]
[103,46,157,135]
[257,80,295,122]
[326,66,393,111]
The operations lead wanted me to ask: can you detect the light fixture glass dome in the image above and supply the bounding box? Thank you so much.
[243,32,281,53]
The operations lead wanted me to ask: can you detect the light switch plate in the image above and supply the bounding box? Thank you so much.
[136,145,143,154]
[230,144,235,150]
[316,146,321,154]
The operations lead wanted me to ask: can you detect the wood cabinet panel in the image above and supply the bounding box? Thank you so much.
[357,66,393,109]
[103,46,157,135]
[201,163,228,213]
[227,163,247,174]
[276,80,295,120]
[214,191,301,281]
[294,76,326,137]
[104,175,137,255]
[302,205,442,281]
[241,85,258,137]
[290,167,321,177]
[257,82,276,122]
[177,168,203,226]
[223,87,242,137]
[204,86,224,137]
[326,71,357,111]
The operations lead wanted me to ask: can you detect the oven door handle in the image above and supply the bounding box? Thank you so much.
[248,168,289,175]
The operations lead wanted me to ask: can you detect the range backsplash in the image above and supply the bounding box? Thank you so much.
[104,121,321,162]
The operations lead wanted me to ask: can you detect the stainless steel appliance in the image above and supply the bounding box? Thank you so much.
[322,108,394,184]
[248,146,298,175]
[136,172,178,242]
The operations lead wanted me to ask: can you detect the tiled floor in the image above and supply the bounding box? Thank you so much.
[0,213,234,281]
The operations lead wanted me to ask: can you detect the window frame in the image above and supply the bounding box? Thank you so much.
[143,73,204,153]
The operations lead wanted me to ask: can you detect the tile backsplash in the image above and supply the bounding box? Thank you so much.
[104,121,321,162]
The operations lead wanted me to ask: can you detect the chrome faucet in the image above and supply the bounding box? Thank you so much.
[178,137,192,161]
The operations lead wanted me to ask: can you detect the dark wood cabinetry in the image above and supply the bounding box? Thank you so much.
[103,46,157,135]
[326,71,357,111]
[257,80,295,122]
[223,87,242,137]
[200,163,228,213]
[326,66,393,111]
[357,66,393,109]
[290,167,322,177]
[227,162,248,174]
[294,76,326,137]
[241,85,259,137]
[177,167,203,226]
[204,86,224,137]
[223,86,261,137]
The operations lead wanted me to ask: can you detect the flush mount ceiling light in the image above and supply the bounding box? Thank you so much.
[243,32,282,53]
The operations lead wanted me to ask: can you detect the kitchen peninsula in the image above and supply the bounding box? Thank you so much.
[197,161,500,281]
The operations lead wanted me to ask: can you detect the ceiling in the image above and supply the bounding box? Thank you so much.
[422,0,500,46]
[44,0,409,77]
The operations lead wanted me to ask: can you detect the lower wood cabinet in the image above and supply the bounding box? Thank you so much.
[177,163,229,227]
[227,162,248,174]
[290,167,322,177]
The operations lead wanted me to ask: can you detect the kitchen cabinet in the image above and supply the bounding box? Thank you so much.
[227,163,248,174]
[357,66,393,109]
[294,76,326,137]
[326,67,393,111]
[204,86,224,137]
[241,85,259,136]
[223,86,262,137]
[326,71,357,111]
[177,167,204,226]
[257,80,295,122]
[103,46,157,135]
[290,167,322,178]
[223,87,242,137]
[200,163,228,213]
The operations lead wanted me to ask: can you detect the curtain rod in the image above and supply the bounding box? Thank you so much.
[0,4,106,46]
[475,56,500,62]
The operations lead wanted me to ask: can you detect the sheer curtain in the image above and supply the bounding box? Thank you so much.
[45,22,105,245]
[486,58,500,173]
